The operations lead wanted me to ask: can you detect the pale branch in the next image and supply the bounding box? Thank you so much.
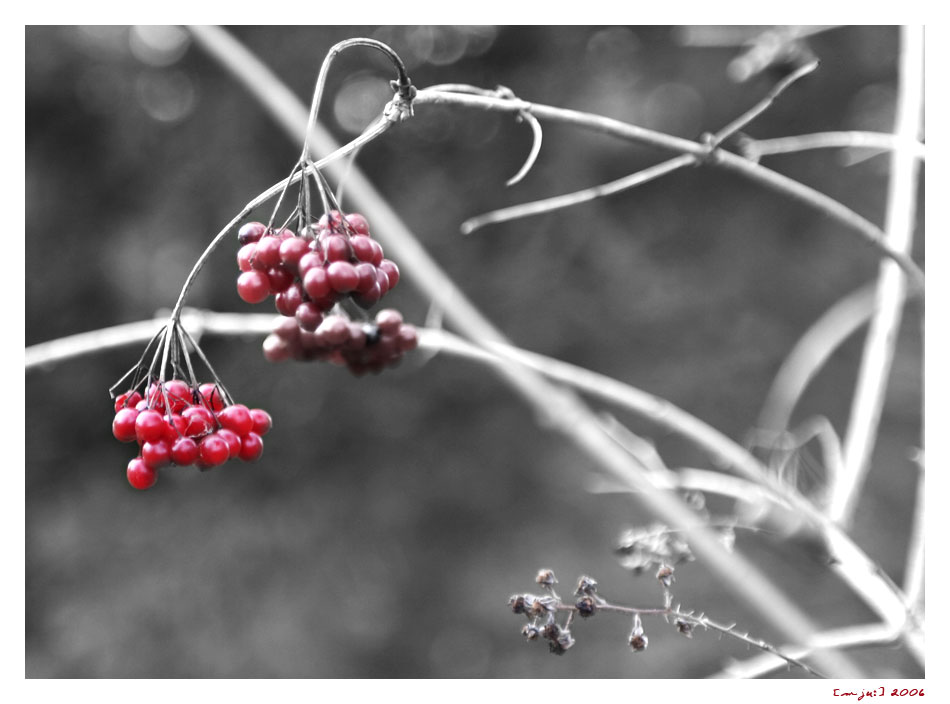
[414,87,925,290]
[742,131,926,161]
[186,26,859,675]
[460,155,694,234]
[758,283,877,433]
[834,25,925,526]
[711,622,903,679]
[26,311,921,667]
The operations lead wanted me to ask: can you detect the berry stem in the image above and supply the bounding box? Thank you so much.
[299,37,413,164]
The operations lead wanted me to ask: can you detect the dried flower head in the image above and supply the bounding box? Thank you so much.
[522,624,540,641]
[575,575,598,596]
[509,594,528,614]
[536,568,558,587]
[675,618,694,638]
[629,613,648,652]
[656,564,675,588]
[575,595,596,618]
[528,595,557,617]
[549,629,575,655]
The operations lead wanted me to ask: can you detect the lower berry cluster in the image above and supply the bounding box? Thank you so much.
[111,380,272,490]
[262,308,418,375]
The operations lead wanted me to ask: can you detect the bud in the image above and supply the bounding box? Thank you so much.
[575,595,596,618]
[509,594,528,614]
[629,613,648,652]
[675,618,694,638]
[535,568,558,587]
[549,629,575,655]
[656,564,675,588]
[522,624,540,641]
[528,595,557,617]
[575,575,598,596]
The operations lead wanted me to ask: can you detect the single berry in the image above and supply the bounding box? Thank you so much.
[327,261,359,293]
[344,212,370,235]
[323,234,351,262]
[163,379,193,413]
[199,383,226,412]
[238,432,264,462]
[249,409,272,436]
[279,236,310,272]
[112,408,140,443]
[375,309,403,335]
[378,259,400,289]
[114,390,142,413]
[217,428,242,459]
[303,266,332,300]
[295,301,323,332]
[170,436,199,466]
[218,404,254,437]
[182,405,215,437]
[198,433,230,468]
[142,440,172,469]
[237,270,271,304]
[134,410,166,444]
[266,266,294,294]
[251,236,282,270]
[127,457,158,490]
[237,221,267,245]
[237,243,256,272]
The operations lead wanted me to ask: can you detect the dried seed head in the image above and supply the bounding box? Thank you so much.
[522,624,540,641]
[675,618,694,638]
[629,631,649,652]
[656,564,675,588]
[509,594,528,614]
[575,595,596,618]
[535,568,558,587]
[541,623,561,641]
[549,629,575,655]
[575,575,598,596]
[528,595,557,617]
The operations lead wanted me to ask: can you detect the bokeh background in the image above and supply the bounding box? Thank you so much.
[25,26,923,677]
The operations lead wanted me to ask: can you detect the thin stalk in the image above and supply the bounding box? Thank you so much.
[833,25,925,526]
[745,131,926,160]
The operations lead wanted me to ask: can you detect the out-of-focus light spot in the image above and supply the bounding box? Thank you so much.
[332,72,392,135]
[406,26,467,66]
[75,64,126,115]
[130,25,190,67]
[586,27,642,89]
[373,25,497,69]
[135,69,196,123]
[73,26,129,56]
[642,82,705,139]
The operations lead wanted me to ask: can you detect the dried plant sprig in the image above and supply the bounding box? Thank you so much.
[509,569,825,677]
[740,131,926,162]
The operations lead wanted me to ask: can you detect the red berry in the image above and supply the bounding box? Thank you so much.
[162,413,186,443]
[238,221,267,245]
[238,432,264,462]
[266,266,294,294]
[217,428,242,459]
[275,282,305,317]
[327,261,359,293]
[397,325,419,351]
[350,236,376,263]
[135,410,166,444]
[378,259,399,289]
[345,212,370,235]
[263,334,291,362]
[127,457,157,490]
[198,433,230,468]
[249,409,272,436]
[142,440,171,469]
[323,234,351,262]
[237,270,271,304]
[237,243,256,272]
[182,405,215,437]
[218,404,254,436]
[375,309,403,335]
[303,266,332,300]
[369,239,384,267]
[163,380,192,413]
[114,390,142,413]
[251,236,282,270]
[112,408,140,443]
[318,316,350,346]
[199,384,226,412]
[279,236,310,272]
[297,251,323,277]
[170,436,199,466]
[295,301,324,332]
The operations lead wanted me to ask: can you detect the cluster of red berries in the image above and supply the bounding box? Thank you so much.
[111,380,272,490]
[262,308,418,375]
[235,211,400,318]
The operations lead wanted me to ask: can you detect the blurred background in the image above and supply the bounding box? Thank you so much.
[25,26,923,677]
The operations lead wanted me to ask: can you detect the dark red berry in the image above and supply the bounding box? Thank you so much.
[344,212,370,235]
[237,243,256,272]
[303,266,332,300]
[279,236,310,272]
[297,251,323,277]
[295,301,324,332]
[275,282,305,317]
[323,234,351,262]
[127,457,157,490]
[237,221,267,245]
[327,261,359,293]
[266,266,294,294]
[251,236,282,270]
[378,259,399,289]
